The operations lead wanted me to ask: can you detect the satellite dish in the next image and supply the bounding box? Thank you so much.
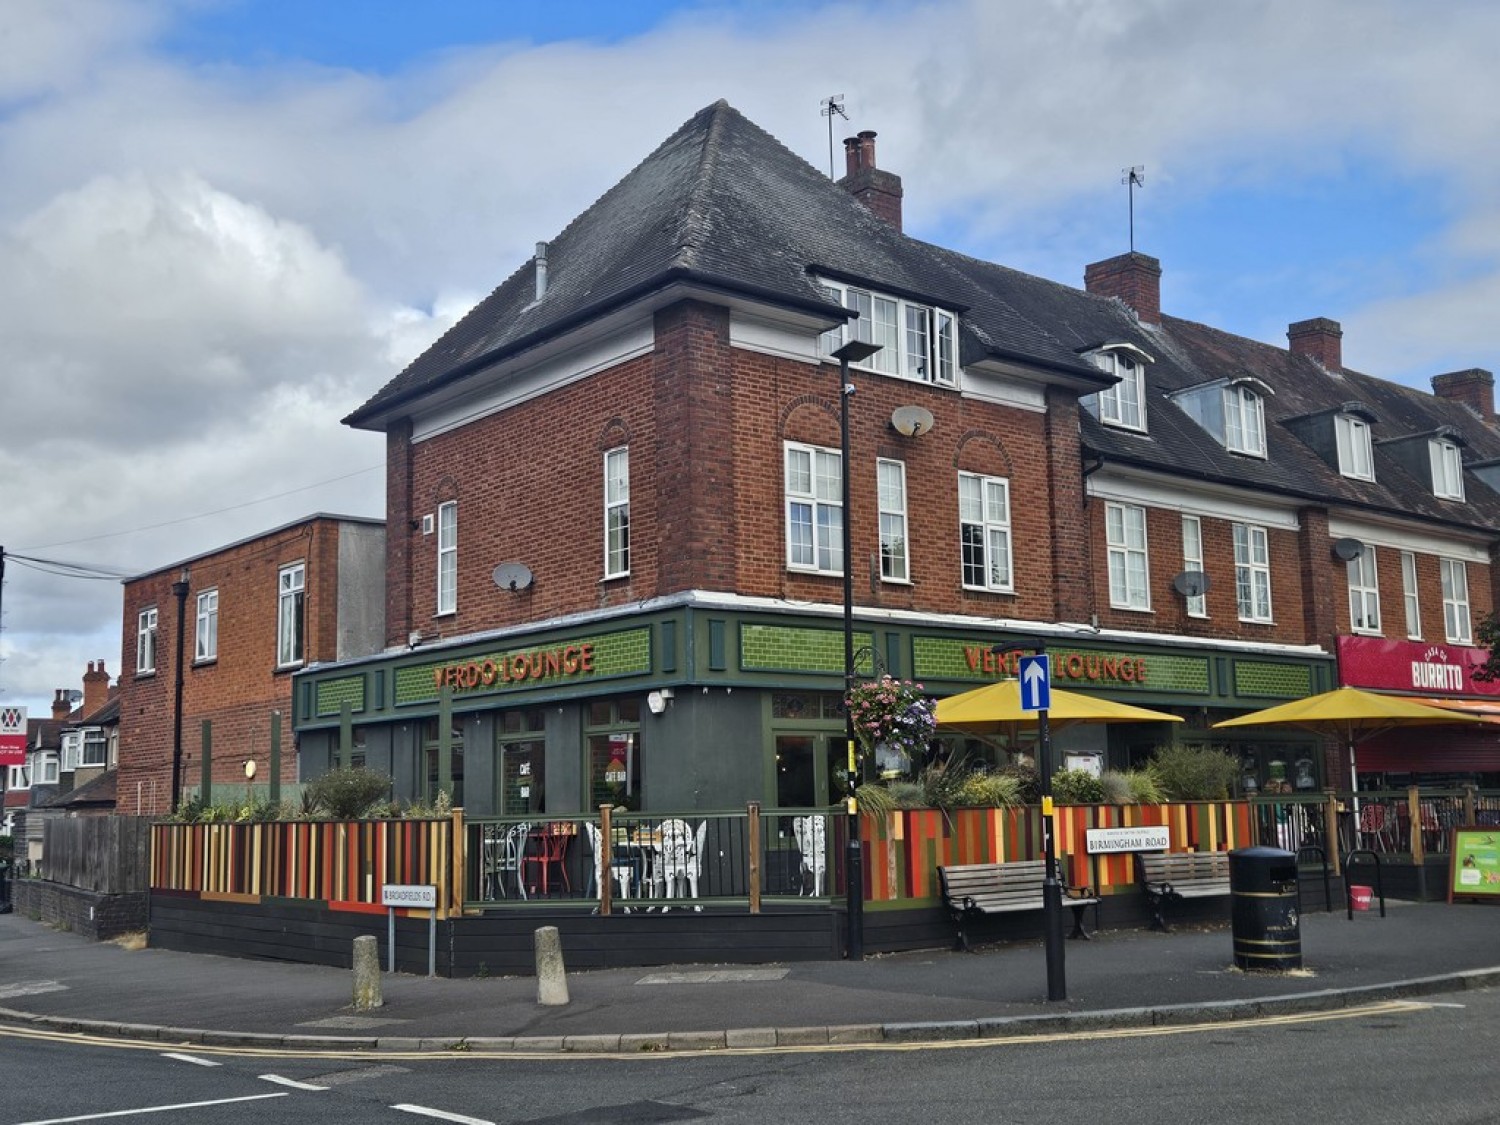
[1172,570,1210,598]
[492,562,534,592]
[889,405,935,437]
[1331,538,1365,562]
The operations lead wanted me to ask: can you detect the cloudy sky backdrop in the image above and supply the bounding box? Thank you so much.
[3,0,1498,718]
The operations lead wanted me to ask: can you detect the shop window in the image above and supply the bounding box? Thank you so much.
[499,708,547,815]
[586,699,642,812]
[422,716,465,807]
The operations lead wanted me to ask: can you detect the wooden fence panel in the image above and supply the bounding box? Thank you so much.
[39,816,151,895]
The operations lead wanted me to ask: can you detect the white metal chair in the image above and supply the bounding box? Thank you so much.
[658,818,707,905]
[793,814,827,897]
[486,822,530,900]
[584,821,637,904]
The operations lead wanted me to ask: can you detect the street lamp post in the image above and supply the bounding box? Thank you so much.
[833,338,882,962]
[993,638,1067,1001]
[170,568,190,814]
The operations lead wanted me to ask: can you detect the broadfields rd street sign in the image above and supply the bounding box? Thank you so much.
[0,706,26,767]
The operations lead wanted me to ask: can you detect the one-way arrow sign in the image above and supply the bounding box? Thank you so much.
[1019,654,1050,711]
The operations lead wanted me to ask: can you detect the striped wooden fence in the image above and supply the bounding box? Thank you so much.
[150,816,454,917]
[862,801,1253,903]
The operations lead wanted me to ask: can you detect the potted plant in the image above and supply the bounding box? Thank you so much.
[845,675,937,781]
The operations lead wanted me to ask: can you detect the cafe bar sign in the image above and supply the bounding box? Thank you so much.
[1336,636,1500,698]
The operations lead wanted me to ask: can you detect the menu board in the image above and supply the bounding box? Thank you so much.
[1449,828,1500,901]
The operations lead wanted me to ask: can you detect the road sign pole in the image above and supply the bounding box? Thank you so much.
[1011,647,1066,1001]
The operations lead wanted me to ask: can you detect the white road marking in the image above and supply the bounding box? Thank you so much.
[391,1105,494,1124]
[160,1052,219,1067]
[259,1074,328,1090]
[16,1092,287,1124]
[0,981,68,1000]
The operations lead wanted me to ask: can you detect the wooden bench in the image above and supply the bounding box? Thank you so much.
[937,860,1100,952]
[1135,851,1231,932]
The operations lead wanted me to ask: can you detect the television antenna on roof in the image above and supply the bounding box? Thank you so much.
[1122,166,1145,252]
[821,95,848,179]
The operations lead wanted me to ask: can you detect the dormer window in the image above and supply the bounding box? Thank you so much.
[1084,343,1152,432]
[1167,374,1271,456]
[1431,438,1465,500]
[1223,383,1266,456]
[1335,413,1375,480]
[818,279,957,386]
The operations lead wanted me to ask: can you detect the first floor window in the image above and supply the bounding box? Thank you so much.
[959,473,1013,592]
[1106,502,1150,610]
[1181,515,1207,617]
[437,501,458,614]
[195,589,218,661]
[878,459,909,582]
[7,762,30,789]
[136,607,158,674]
[1441,558,1472,643]
[785,442,843,574]
[604,447,630,578]
[37,750,59,785]
[82,727,108,767]
[277,562,305,667]
[1401,551,1421,639]
[1347,548,1380,634]
[1234,523,1273,622]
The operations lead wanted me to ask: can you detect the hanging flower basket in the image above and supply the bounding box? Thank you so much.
[845,675,937,776]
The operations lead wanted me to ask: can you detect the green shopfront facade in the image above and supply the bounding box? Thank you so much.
[292,598,1336,815]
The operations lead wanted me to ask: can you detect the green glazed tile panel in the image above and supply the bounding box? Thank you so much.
[741,624,874,675]
[315,676,365,718]
[392,627,652,706]
[1234,661,1313,700]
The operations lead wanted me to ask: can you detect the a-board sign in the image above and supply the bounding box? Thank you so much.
[1449,828,1500,902]
[382,884,437,909]
[1086,825,1171,854]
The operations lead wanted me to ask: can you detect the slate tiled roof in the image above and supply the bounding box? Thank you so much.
[345,100,1109,427]
[347,99,1500,538]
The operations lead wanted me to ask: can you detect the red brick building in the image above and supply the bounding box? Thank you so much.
[117,515,384,815]
[292,103,1500,815]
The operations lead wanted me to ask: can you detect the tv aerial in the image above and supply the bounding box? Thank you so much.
[820,94,848,179]
[1122,166,1145,252]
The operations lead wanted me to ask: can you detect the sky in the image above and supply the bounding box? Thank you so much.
[3,0,1500,721]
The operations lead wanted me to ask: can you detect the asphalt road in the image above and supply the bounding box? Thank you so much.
[4,986,1497,1124]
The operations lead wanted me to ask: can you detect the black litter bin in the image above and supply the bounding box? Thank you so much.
[0,860,11,914]
[1229,845,1300,970]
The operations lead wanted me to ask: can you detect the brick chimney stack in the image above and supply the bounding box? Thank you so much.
[1432,368,1495,423]
[1084,252,1162,325]
[51,689,71,721]
[82,660,110,716]
[1288,318,1343,373]
[838,130,903,232]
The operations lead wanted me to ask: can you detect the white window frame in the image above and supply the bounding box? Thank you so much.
[37,750,59,786]
[1233,523,1273,623]
[1181,515,1207,618]
[819,280,958,386]
[1335,414,1374,480]
[136,607,158,674]
[61,730,82,771]
[1105,502,1150,610]
[1431,439,1465,501]
[958,472,1013,593]
[877,459,909,583]
[195,589,218,662]
[785,441,844,575]
[1440,557,1472,643]
[1347,548,1381,635]
[6,762,29,789]
[604,447,630,579]
[1093,351,1147,431]
[1223,385,1266,456]
[1401,550,1421,640]
[436,501,458,615]
[81,727,108,768]
[277,562,306,668]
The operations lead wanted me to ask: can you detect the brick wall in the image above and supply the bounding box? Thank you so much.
[12,879,148,940]
[117,518,365,815]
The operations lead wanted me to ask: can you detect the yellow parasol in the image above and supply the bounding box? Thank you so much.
[935,678,1184,735]
[1212,686,1489,792]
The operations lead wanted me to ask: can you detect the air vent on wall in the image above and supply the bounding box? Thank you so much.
[421,514,435,535]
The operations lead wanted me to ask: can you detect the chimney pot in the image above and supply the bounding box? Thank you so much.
[1084,252,1163,325]
[838,130,903,231]
[1287,317,1343,372]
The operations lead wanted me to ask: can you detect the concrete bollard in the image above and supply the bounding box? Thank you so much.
[352,934,384,1010]
[534,925,570,1006]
